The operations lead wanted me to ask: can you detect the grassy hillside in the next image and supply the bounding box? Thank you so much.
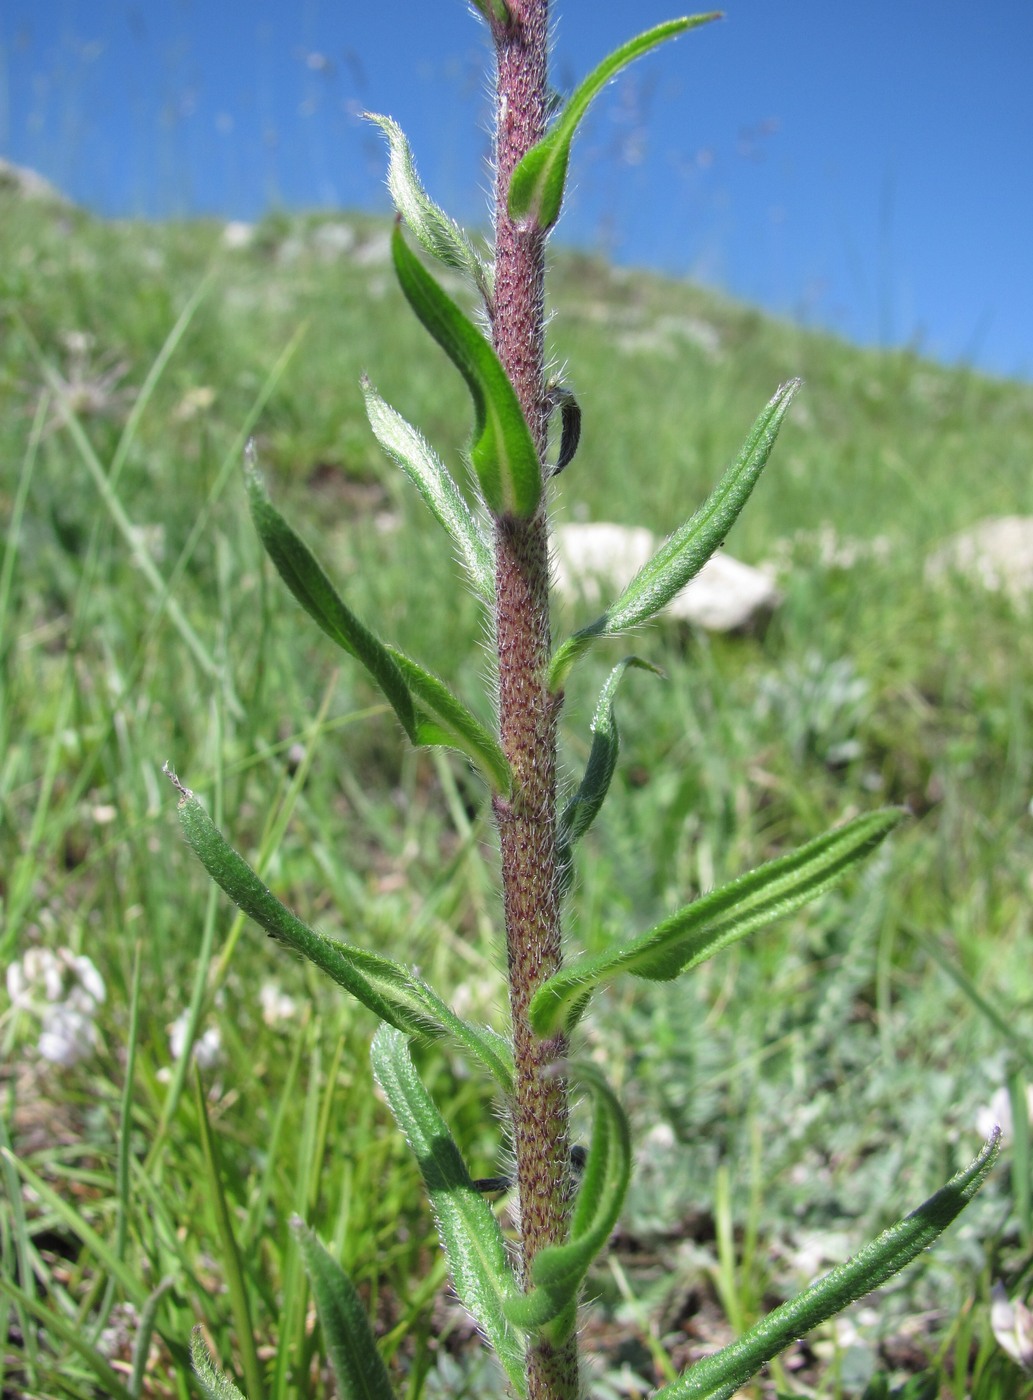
[2,188,1032,1399]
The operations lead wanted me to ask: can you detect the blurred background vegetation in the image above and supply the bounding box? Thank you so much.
[1,187,1032,1397]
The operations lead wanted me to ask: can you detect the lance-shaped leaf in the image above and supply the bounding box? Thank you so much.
[292,1219,396,1400]
[246,454,415,739]
[653,1130,1000,1400]
[391,224,541,520]
[363,378,494,602]
[504,1063,631,1337]
[246,454,510,793]
[169,777,514,1095]
[366,114,493,305]
[549,379,800,691]
[371,1026,525,1395]
[509,15,721,231]
[558,658,659,884]
[531,808,903,1037]
[191,1331,248,1400]
[388,649,512,794]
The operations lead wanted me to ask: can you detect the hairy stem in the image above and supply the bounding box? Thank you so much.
[489,2,577,1397]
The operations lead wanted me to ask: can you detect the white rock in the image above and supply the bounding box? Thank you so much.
[311,221,357,260]
[351,230,393,266]
[925,516,1033,605]
[552,522,655,608]
[552,522,780,633]
[0,157,68,203]
[221,220,254,250]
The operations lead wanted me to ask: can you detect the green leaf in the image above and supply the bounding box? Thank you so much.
[558,658,659,882]
[469,0,512,27]
[246,453,416,740]
[191,1329,249,1400]
[859,1379,890,1400]
[292,1219,396,1400]
[388,648,511,795]
[193,1072,267,1400]
[362,378,494,602]
[366,115,493,304]
[652,1131,1000,1400]
[246,451,511,792]
[504,1063,631,1338]
[371,1026,526,1395]
[508,14,721,231]
[170,778,514,1094]
[391,223,542,519]
[549,379,800,691]
[531,808,904,1036]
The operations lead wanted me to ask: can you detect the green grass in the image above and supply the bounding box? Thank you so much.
[2,190,1032,1399]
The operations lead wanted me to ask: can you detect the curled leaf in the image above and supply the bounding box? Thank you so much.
[366,114,492,305]
[549,379,800,690]
[169,776,514,1094]
[558,658,659,885]
[363,378,494,602]
[653,1130,1000,1400]
[509,15,721,231]
[504,1062,630,1338]
[531,808,904,1036]
[391,224,542,520]
[546,383,582,476]
[371,1026,525,1394]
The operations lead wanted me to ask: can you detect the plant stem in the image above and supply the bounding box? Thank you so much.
[490,3,578,1397]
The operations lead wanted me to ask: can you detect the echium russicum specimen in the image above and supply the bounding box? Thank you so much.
[176,4,999,1398]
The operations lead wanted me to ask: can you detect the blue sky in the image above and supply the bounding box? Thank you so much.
[2,1,1030,380]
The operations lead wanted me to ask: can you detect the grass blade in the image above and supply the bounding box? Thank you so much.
[371,1026,525,1395]
[530,808,904,1035]
[193,1070,267,1400]
[0,1149,148,1310]
[0,1113,40,1384]
[16,311,238,710]
[908,925,1033,1073]
[0,1276,135,1400]
[652,1130,1001,1400]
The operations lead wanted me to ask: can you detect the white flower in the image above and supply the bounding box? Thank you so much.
[259,981,297,1026]
[71,954,106,1006]
[5,948,106,1065]
[976,1083,1033,1144]
[991,1281,1033,1370]
[38,1003,100,1065]
[167,1011,222,1068]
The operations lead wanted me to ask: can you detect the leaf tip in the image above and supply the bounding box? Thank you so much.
[162,760,192,803]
